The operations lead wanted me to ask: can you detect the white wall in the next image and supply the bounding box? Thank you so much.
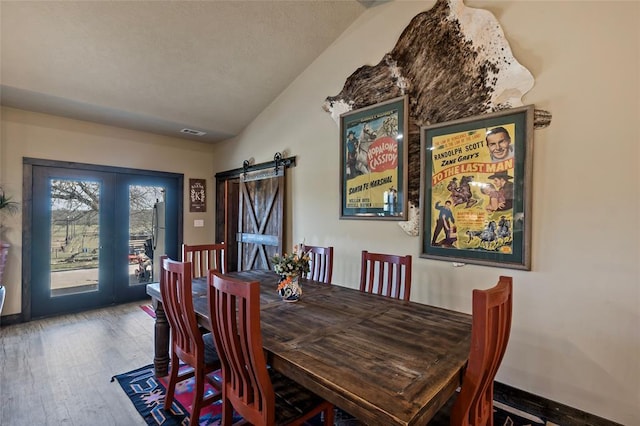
[211,1,640,424]
[0,107,217,316]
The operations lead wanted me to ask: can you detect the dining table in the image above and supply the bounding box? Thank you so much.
[146,269,472,426]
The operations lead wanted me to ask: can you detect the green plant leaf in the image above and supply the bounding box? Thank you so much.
[0,187,19,215]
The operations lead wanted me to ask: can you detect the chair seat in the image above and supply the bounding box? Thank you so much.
[270,369,328,426]
[202,332,220,365]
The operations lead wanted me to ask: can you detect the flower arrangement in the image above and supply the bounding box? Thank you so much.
[272,244,310,302]
[271,244,310,278]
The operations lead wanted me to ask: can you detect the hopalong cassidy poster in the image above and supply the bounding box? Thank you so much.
[344,108,401,216]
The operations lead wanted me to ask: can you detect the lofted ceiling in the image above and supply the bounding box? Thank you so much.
[0,1,372,143]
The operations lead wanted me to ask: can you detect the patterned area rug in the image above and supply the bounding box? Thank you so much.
[112,364,241,426]
[114,364,552,426]
[140,304,156,318]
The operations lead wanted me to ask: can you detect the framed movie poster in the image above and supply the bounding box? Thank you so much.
[189,178,206,212]
[420,105,534,270]
[339,96,408,220]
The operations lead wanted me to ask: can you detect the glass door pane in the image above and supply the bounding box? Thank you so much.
[128,185,165,286]
[31,166,115,318]
[49,179,101,296]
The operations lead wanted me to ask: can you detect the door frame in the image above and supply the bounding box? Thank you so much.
[22,158,184,321]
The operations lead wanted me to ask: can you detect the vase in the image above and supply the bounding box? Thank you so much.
[278,275,302,302]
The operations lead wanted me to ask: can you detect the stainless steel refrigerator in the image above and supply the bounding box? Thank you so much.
[151,200,165,281]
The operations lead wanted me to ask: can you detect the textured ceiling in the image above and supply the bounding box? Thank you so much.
[0,1,369,143]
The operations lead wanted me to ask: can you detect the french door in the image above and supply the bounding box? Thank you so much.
[28,160,182,318]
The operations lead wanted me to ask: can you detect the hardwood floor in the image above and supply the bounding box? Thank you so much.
[0,302,154,426]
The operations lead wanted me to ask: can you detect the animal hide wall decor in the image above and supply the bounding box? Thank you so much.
[324,0,552,236]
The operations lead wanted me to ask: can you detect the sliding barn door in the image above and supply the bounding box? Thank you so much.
[237,169,284,271]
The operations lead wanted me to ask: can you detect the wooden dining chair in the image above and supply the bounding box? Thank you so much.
[159,256,222,425]
[302,245,334,284]
[207,271,335,426]
[450,276,513,425]
[360,250,412,301]
[182,242,226,277]
[430,276,513,426]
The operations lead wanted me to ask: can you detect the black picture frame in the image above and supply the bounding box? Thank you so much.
[339,96,408,220]
[420,105,534,270]
[189,178,206,212]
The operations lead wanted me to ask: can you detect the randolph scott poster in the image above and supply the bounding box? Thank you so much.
[421,106,533,270]
[340,96,408,220]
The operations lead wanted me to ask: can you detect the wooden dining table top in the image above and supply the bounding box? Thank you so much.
[146,269,472,426]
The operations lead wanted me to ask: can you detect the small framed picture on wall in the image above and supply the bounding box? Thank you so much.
[189,178,206,212]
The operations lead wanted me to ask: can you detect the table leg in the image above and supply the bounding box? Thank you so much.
[152,299,170,377]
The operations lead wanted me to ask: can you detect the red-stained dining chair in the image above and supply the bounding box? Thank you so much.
[430,276,513,426]
[207,271,335,426]
[450,276,513,425]
[360,250,412,301]
[182,243,226,277]
[302,245,334,284]
[160,256,222,425]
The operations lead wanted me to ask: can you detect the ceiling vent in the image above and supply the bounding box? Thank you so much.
[180,128,207,136]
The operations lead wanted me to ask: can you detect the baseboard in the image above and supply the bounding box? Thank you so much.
[494,382,623,426]
[0,312,23,326]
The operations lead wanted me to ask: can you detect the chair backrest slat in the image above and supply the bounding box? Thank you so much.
[360,250,412,301]
[451,276,513,426]
[182,243,226,277]
[303,245,333,284]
